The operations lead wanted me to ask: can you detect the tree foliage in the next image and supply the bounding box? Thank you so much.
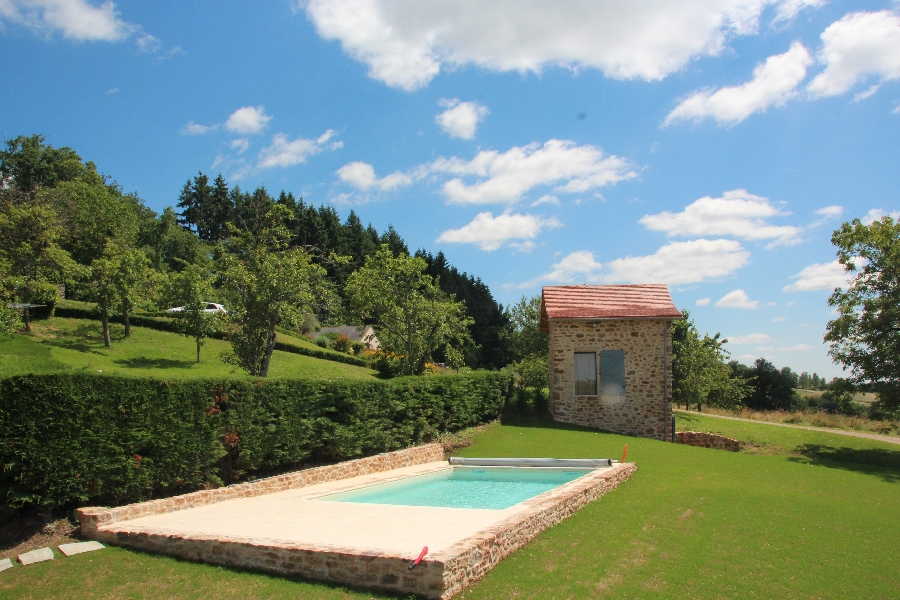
[346,245,473,376]
[826,216,900,412]
[672,311,749,411]
[738,359,799,411]
[168,262,221,363]
[504,295,548,362]
[218,206,329,377]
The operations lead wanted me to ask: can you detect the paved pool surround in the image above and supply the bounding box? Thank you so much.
[75,444,636,599]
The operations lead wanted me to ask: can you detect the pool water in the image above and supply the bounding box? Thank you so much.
[319,467,593,510]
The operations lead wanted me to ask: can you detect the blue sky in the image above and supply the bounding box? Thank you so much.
[2,0,900,377]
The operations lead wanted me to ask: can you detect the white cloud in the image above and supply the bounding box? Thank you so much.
[639,189,801,246]
[779,343,813,351]
[225,106,272,135]
[695,297,711,306]
[230,138,250,154]
[305,0,805,90]
[783,260,858,292]
[0,0,136,41]
[852,84,881,102]
[808,11,900,98]
[436,99,489,139]
[532,195,560,206]
[257,130,339,169]
[429,139,637,205]
[862,208,900,225]
[773,0,825,24]
[715,289,759,309]
[726,333,771,344]
[182,121,216,135]
[814,205,843,218]
[524,250,604,287]
[336,161,412,191]
[136,32,159,52]
[604,239,750,285]
[773,317,785,321]
[437,212,561,251]
[665,42,812,126]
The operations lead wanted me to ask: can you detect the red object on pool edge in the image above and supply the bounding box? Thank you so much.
[621,444,628,463]
[408,546,428,571]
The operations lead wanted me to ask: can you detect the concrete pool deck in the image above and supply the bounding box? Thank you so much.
[76,444,636,598]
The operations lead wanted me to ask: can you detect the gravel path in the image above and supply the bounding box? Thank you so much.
[674,409,900,446]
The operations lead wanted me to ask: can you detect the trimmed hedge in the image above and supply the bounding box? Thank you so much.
[0,371,512,511]
[52,307,370,368]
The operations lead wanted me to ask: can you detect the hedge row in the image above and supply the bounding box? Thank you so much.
[52,307,370,368]
[0,371,513,511]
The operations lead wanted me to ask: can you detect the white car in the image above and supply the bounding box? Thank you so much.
[166,302,228,314]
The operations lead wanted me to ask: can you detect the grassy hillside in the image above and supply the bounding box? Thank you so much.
[2,414,898,598]
[0,318,375,380]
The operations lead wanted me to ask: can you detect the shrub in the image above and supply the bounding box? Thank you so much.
[314,334,331,348]
[333,334,352,354]
[0,371,513,511]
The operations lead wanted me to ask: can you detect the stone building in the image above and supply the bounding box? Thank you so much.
[540,284,682,441]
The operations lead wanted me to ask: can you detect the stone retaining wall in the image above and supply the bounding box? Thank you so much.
[75,446,637,599]
[436,462,636,598]
[76,443,444,537]
[676,431,740,451]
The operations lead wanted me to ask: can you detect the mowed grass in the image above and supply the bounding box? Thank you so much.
[2,415,899,599]
[0,317,376,380]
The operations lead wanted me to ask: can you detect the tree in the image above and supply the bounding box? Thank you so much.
[346,245,474,376]
[743,358,798,411]
[826,216,900,412]
[504,295,548,362]
[218,205,328,377]
[0,134,91,193]
[89,242,122,347]
[110,245,153,337]
[168,262,220,363]
[672,311,749,411]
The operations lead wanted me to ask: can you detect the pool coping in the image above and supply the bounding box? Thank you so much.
[75,444,636,598]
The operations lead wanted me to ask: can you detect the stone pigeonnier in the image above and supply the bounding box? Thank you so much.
[540,284,682,441]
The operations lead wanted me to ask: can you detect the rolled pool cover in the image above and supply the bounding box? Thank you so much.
[448,457,613,468]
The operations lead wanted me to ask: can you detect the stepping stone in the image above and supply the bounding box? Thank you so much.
[58,541,105,557]
[0,558,13,573]
[18,547,53,565]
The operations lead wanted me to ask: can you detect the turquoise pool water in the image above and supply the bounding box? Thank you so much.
[319,467,592,510]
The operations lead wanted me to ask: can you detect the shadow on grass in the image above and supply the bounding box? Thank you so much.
[41,322,122,355]
[789,444,900,484]
[112,357,195,370]
[112,546,413,599]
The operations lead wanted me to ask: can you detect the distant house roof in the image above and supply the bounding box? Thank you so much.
[318,326,372,342]
[540,284,682,331]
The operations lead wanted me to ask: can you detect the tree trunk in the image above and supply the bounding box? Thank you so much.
[23,307,31,333]
[101,312,111,347]
[123,308,131,337]
[258,327,277,378]
[196,336,202,363]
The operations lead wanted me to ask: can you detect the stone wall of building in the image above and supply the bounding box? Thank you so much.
[81,461,636,600]
[76,443,444,538]
[548,319,673,440]
[676,431,740,451]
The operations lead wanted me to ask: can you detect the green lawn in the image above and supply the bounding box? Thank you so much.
[2,415,899,598]
[0,317,376,380]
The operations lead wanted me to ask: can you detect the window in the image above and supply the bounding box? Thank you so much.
[600,350,625,396]
[574,352,597,395]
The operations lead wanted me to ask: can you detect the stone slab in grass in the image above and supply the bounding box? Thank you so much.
[0,558,13,573]
[59,541,105,557]
[18,548,53,565]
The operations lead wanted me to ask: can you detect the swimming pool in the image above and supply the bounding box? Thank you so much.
[318,466,593,510]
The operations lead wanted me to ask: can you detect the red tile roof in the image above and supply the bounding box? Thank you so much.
[540,284,682,330]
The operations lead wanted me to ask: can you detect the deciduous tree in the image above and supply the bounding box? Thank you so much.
[346,245,473,376]
[826,216,900,412]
